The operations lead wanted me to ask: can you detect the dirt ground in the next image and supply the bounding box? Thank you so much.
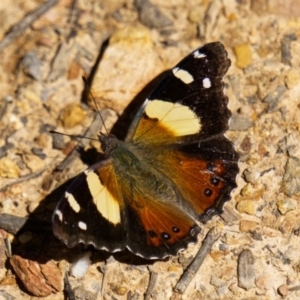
[0,0,300,299]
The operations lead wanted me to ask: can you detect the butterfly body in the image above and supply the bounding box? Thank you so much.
[53,42,239,259]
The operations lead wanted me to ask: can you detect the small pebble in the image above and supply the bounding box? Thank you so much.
[219,243,228,251]
[0,157,21,178]
[60,103,86,129]
[255,272,274,290]
[112,285,127,296]
[277,199,295,215]
[21,52,41,80]
[1,198,14,211]
[52,133,65,150]
[241,183,264,200]
[22,154,45,172]
[216,285,228,297]
[0,276,17,286]
[243,168,260,184]
[239,220,258,232]
[234,44,252,68]
[70,252,91,278]
[236,200,256,215]
[277,284,289,297]
[282,157,300,197]
[285,68,300,89]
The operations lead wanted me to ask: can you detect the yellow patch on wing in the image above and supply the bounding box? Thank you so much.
[85,170,121,225]
[172,67,194,84]
[66,192,80,213]
[144,100,201,136]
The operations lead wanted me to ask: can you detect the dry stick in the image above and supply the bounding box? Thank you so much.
[144,271,158,300]
[0,213,52,235]
[174,227,220,294]
[0,168,46,192]
[0,0,59,51]
[64,272,76,300]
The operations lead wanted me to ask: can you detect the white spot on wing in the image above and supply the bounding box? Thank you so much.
[145,100,201,136]
[65,192,80,213]
[85,172,121,225]
[172,67,194,84]
[78,221,87,230]
[194,50,206,58]
[203,77,211,88]
[54,210,63,222]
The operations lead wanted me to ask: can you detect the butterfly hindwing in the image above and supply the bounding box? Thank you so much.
[142,136,239,222]
[120,168,200,259]
[53,151,200,259]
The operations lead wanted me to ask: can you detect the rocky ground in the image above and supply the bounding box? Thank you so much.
[0,0,300,299]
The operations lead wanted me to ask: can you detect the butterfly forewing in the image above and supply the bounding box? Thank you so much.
[53,159,127,253]
[126,42,231,143]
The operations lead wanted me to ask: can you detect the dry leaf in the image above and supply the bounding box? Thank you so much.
[238,249,255,291]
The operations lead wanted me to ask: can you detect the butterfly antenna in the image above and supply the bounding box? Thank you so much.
[82,76,109,135]
[49,130,99,142]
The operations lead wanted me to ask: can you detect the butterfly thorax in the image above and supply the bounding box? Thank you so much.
[100,137,177,202]
[99,133,121,156]
[99,133,143,177]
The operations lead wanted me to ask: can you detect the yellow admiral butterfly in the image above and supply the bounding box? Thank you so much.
[52,42,239,259]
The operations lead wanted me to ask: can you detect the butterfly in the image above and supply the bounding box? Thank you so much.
[52,42,239,260]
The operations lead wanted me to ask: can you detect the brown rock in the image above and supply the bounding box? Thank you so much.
[89,25,163,114]
[278,284,289,297]
[10,255,63,297]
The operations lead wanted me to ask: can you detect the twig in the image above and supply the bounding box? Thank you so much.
[67,0,78,25]
[64,272,76,300]
[5,238,12,258]
[99,263,108,296]
[0,168,46,192]
[144,270,158,300]
[0,0,59,51]
[0,214,51,235]
[174,227,220,294]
